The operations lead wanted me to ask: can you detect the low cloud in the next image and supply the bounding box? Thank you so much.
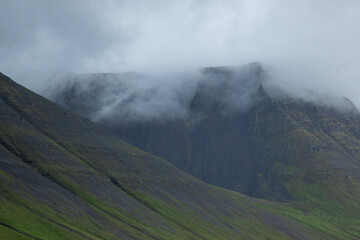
[1,0,360,111]
[48,64,264,122]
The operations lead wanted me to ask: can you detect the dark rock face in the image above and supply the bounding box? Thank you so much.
[100,109,261,196]
[50,65,360,203]
[50,64,276,197]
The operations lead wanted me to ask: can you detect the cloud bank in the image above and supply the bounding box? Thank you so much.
[1,0,360,108]
[49,63,265,122]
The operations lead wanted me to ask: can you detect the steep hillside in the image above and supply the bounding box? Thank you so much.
[0,72,347,239]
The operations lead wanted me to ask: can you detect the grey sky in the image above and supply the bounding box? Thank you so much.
[1,0,360,107]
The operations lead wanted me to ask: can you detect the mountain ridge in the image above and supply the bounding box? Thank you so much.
[0,72,325,239]
[1,71,360,239]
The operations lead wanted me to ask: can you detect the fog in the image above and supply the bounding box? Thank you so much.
[1,0,360,119]
[50,71,200,122]
[48,63,265,122]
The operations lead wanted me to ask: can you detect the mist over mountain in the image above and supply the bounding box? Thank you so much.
[1,0,360,109]
[47,63,358,125]
[49,63,360,200]
[47,63,267,122]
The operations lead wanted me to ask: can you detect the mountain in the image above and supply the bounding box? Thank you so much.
[51,64,360,197]
[1,72,347,239]
[49,64,360,238]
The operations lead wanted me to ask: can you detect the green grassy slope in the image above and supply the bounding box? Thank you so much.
[0,72,358,239]
[247,97,360,239]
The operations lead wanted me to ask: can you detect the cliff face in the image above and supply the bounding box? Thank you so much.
[103,88,360,201]
[50,65,360,205]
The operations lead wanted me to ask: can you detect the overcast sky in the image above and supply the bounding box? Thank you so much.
[1,0,360,106]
